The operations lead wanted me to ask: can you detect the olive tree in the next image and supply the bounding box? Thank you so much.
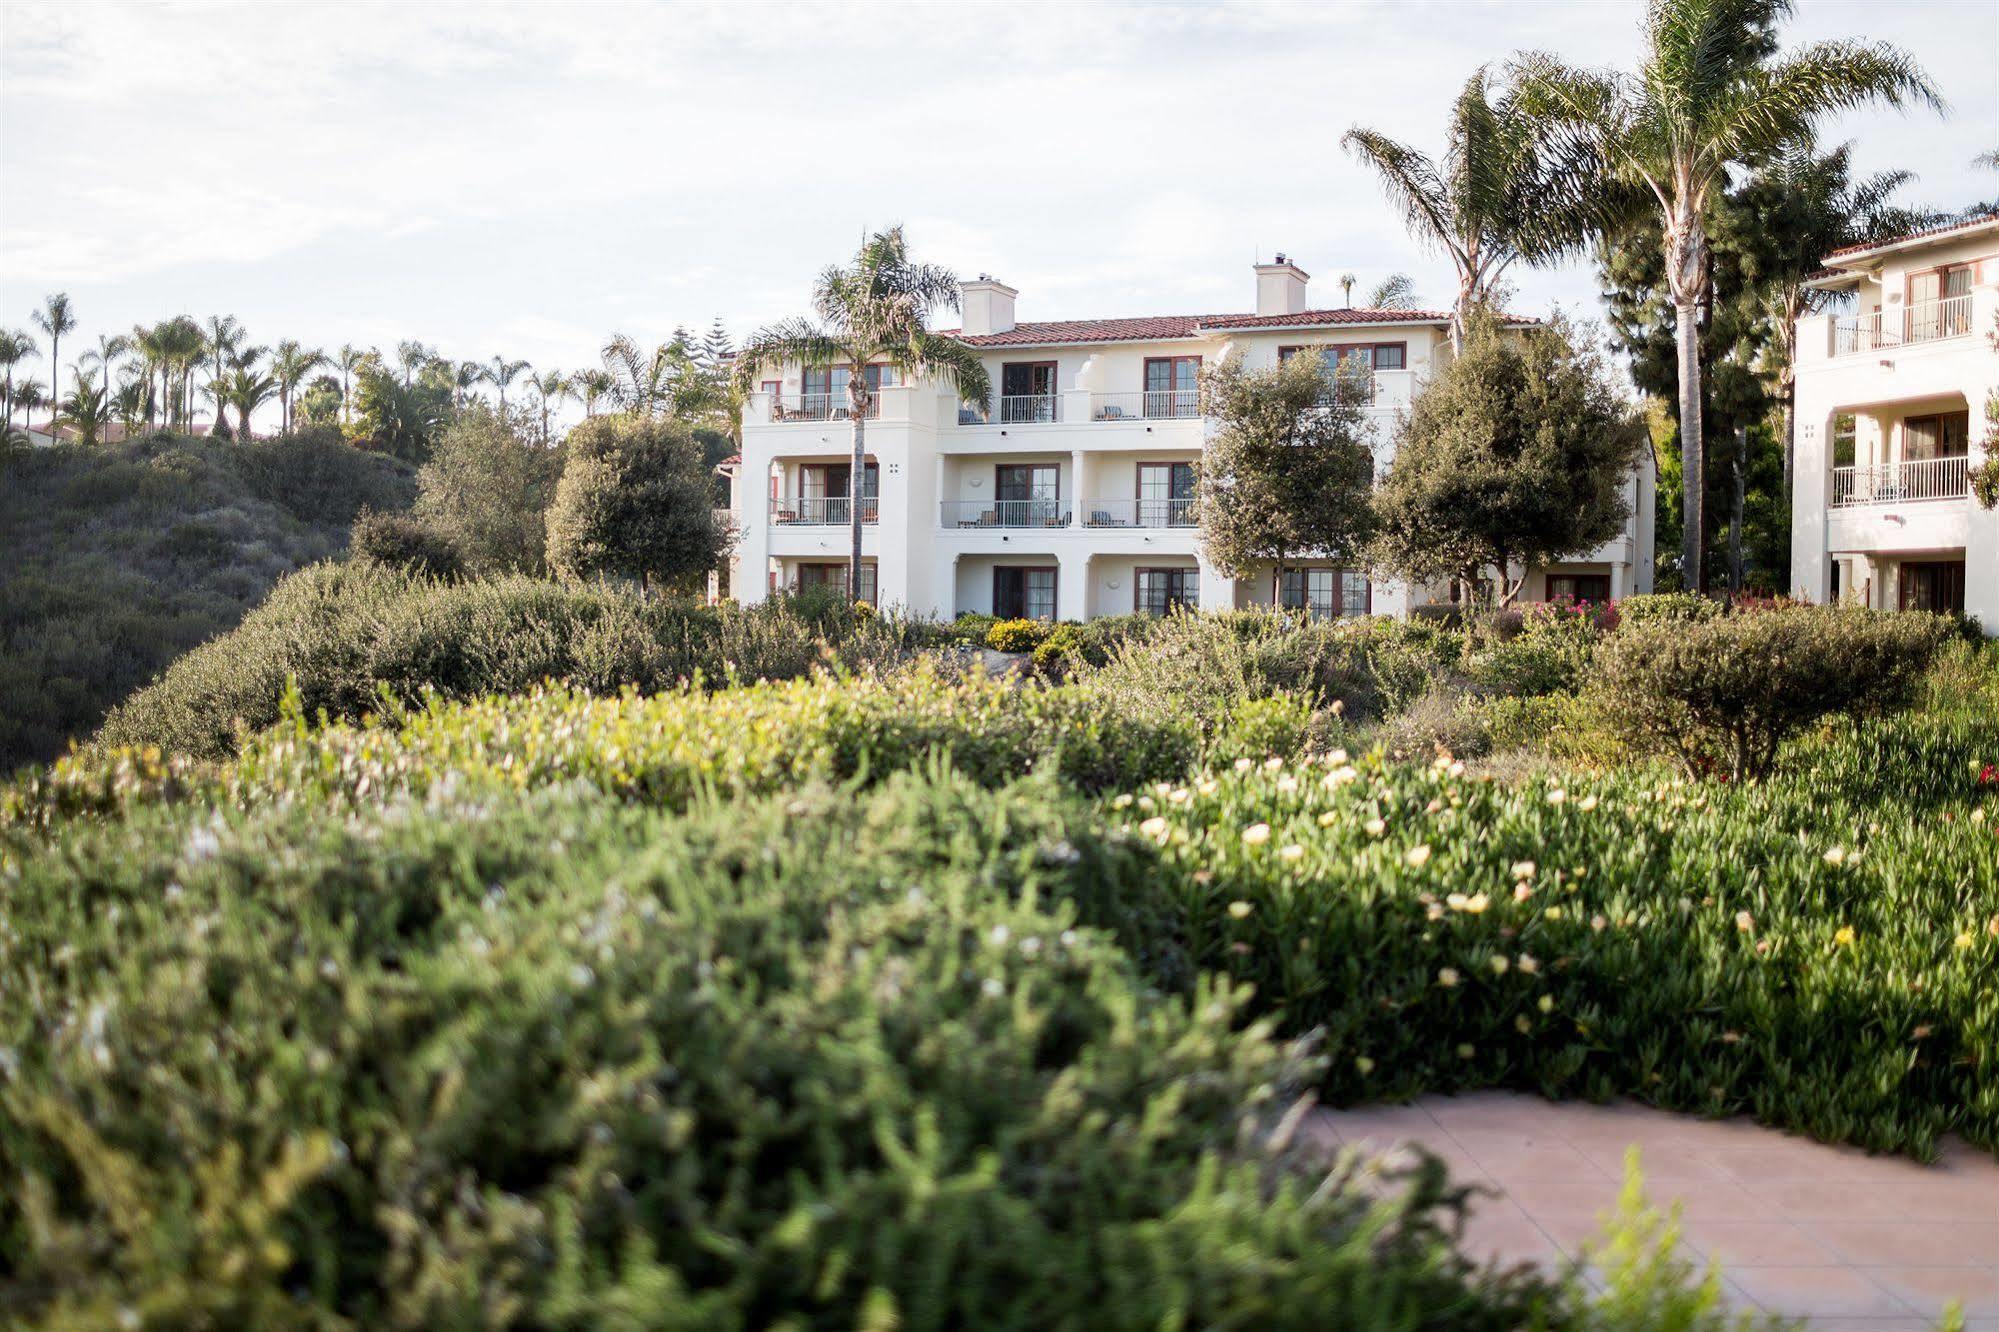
[1196,350,1377,598]
[544,414,725,588]
[1372,312,1644,606]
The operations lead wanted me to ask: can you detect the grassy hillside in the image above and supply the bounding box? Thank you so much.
[0,432,414,769]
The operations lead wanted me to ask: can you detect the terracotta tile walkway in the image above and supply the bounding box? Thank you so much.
[1307,1092,1999,1329]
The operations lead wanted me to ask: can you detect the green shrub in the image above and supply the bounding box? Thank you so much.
[1589,605,1951,780]
[1104,705,1999,1156]
[89,563,956,761]
[948,611,998,645]
[413,404,562,575]
[1032,622,1084,675]
[1468,604,1604,697]
[0,775,1573,1328]
[348,508,464,578]
[544,414,722,587]
[985,617,1053,654]
[1615,592,1721,627]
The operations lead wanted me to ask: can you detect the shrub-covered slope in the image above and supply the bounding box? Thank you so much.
[0,433,414,769]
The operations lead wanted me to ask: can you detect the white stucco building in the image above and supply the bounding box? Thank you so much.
[724,255,1655,621]
[1791,213,1998,626]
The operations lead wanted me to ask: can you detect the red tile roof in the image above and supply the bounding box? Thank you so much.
[943,306,1533,346]
[1824,211,1999,261]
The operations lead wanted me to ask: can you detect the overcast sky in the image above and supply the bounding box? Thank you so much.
[2,0,1994,426]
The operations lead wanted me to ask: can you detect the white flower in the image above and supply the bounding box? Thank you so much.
[1546,788,1567,806]
[1537,994,1555,1013]
[1448,760,1466,778]
[1823,846,1847,866]
[1579,794,1600,812]
[1276,775,1300,794]
[1228,900,1254,919]
[982,977,1005,998]
[1318,810,1340,827]
[1511,860,1537,881]
[1139,816,1169,840]
[1326,749,1350,766]
[1512,883,1535,903]
[1264,756,1285,772]
[1735,911,1755,932]
[1363,817,1387,837]
[1279,844,1305,862]
[1324,765,1360,788]
[1234,758,1254,773]
[1517,954,1539,975]
[1112,793,1134,809]
[1488,954,1509,975]
[1436,967,1459,988]
[1405,844,1433,868]
[1515,1015,1533,1034]
[1167,787,1190,804]
[1242,823,1272,846]
[989,924,1011,946]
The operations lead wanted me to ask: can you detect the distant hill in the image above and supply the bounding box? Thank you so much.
[0,431,416,769]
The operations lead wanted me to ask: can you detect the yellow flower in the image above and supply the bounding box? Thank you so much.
[1515,1015,1533,1034]
[1405,844,1433,868]
[1517,954,1539,975]
[1463,892,1490,914]
[1354,1055,1376,1075]
[1197,779,1219,796]
[1242,823,1271,846]
[1436,967,1459,988]
[1456,1043,1475,1059]
[1543,906,1562,921]
[1833,925,1856,946]
[1279,844,1305,863]
[1363,817,1387,837]
[1956,932,1976,949]
[1537,994,1555,1013]
[1318,810,1340,827]
[1579,794,1600,812]
[1488,954,1510,975]
[1511,860,1537,881]
[1227,900,1254,919]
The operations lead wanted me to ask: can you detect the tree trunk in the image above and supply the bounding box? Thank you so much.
[1728,429,1746,597]
[1675,300,1705,594]
[849,380,869,604]
[240,402,252,439]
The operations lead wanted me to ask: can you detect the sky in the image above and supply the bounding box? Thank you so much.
[2,0,1995,430]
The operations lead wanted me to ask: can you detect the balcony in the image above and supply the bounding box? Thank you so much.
[1087,390,1202,421]
[1081,497,1196,529]
[767,393,881,423]
[940,498,1071,529]
[1831,456,1969,508]
[1831,295,1974,356]
[961,394,1060,425]
[770,495,880,525]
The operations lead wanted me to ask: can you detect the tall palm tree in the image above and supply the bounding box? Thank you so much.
[204,316,245,436]
[574,368,615,418]
[1344,69,1594,350]
[58,371,112,447]
[271,340,328,433]
[13,380,48,434]
[453,360,485,409]
[528,368,573,444]
[483,356,530,415]
[1754,142,1936,494]
[79,333,131,399]
[161,317,208,431]
[0,328,37,427]
[336,345,368,424]
[1367,273,1421,310]
[735,226,992,604]
[31,294,77,410]
[396,340,435,388]
[1512,0,1940,591]
[113,369,152,434]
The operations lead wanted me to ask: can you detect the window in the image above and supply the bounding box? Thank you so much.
[1899,561,1964,615]
[1136,461,1195,527]
[1831,413,1857,468]
[993,567,1057,621]
[797,561,876,603]
[994,463,1062,525]
[1000,362,1058,422]
[1907,265,1974,339]
[1547,574,1611,604]
[1903,411,1969,460]
[1142,356,1201,417]
[793,462,878,523]
[1278,568,1370,617]
[1136,567,1196,617]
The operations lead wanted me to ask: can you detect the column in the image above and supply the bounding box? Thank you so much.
[1058,553,1090,622]
[1070,449,1086,528]
[1609,562,1627,600]
[1196,559,1234,612]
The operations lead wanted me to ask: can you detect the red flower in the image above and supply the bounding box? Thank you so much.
[1979,764,1998,787]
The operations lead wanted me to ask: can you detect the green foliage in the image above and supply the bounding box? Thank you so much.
[1196,349,1376,578]
[413,404,562,574]
[348,508,463,579]
[88,563,965,761]
[1031,622,1084,674]
[1590,604,1950,780]
[350,363,452,461]
[543,413,724,588]
[1615,592,1722,627]
[0,433,414,769]
[984,617,1052,654]
[1372,313,1646,601]
[1468,604,1607,697]
[0,775,1574,1329]
[1106,690,1999,1156]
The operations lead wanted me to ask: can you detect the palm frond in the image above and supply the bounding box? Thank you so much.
[732,320,848,396]
[1701,40,1944,175]
[906,332,991,413]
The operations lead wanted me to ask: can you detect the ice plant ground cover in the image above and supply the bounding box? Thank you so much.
[0,613,1992,1324]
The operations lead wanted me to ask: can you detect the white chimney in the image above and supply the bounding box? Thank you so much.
[1253,253,1310,316]
[959,275,1018,336]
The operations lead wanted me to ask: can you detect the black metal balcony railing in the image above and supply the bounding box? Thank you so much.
[769,495,880,525]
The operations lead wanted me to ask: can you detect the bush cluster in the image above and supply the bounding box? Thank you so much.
[347,508,464,579]
[0,775,1574,1328]
[983,617,1053,654]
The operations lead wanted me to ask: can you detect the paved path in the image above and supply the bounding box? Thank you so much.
[1307,1092,1999,1329]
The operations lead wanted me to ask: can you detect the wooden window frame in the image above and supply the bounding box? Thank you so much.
[1135,565,1198,617]
[1275,567,1371,617]
[1546,573,1612,604]
[1901,410,1970,460]
[993,565,1059,622]
[994,462,1060,500]
[1000,360,1059,395]
[1142,355,1202,390]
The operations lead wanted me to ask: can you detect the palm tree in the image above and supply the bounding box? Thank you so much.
[574,368,615,418]
[453,360,485,409]
[31,294,77,410]
[1754,142,1936,494]
[13,380,48,434]
[1344,68,1595,352]
[204,316,245,436]
[219,365,277,440]
[58,371,112,447]
[528,368,573,444]
[735,226,992,604]
[483,356,531,415]
[78,333,131,400]
[1367,274,1421,309]
[336,345,368,424]
[396,340,435,388]
[1512,0,1940,591]
[0,328,37,427]
[271,340,328,433]
[113,369,152,433]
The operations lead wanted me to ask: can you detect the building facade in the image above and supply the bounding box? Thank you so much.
[1791,214,1998,626]
[726,256,1655,621]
